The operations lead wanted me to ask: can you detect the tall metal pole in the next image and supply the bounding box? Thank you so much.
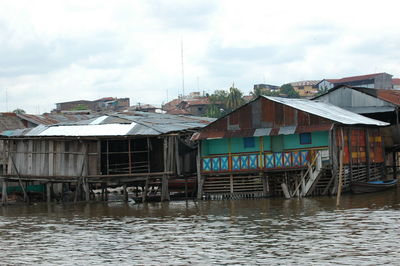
[181,39,185,97]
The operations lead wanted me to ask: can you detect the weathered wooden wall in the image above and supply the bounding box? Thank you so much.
[7,139,98,177]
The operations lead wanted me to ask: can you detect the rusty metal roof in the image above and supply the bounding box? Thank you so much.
[191,96,388,141]
[17,113,97,126]
[191,124,333,141]
[2,112,214,138]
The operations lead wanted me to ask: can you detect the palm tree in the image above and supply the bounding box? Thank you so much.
[226,84,245,111]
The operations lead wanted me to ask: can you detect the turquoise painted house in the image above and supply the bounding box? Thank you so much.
[192,96,388,199]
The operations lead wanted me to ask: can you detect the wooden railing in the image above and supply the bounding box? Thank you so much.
[201,149,326,173]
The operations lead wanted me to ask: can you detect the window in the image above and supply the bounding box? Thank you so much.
[300,133,312,145]
[244,137,255,148]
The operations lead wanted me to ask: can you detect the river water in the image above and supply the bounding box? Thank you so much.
[0,189,400,265]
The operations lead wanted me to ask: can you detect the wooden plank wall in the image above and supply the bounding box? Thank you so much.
[7,139,99,177]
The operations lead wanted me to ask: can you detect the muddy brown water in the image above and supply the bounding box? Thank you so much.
[1,189,400,265]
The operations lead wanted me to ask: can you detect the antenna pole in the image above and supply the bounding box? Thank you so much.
[181,39,185,97]
[5,88,8,112]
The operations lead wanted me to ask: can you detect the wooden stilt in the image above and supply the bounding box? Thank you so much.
[184,177,188,198]
[336,129,345,207]
[101,183,105,201]
[281,183,291,199]
[2,178,7,205]
[230,174,234,194]
[83,178,90,202]
[74,177,81,203]
[123,184,128,202]
[161,175,170,201]
[142,176,149,203]
[196,144,204,199]
[46,182,51,203]
[262,174,269,197]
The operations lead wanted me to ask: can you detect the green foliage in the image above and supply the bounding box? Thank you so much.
[315,85,329,96]
[208,90,228,104]
[226,85,245,112]
[205,104,223,118]
[203,84,246,118]
[12,108,26,114]
[70,104,89,111]
[251,87,280,99]
[280,84,300,98]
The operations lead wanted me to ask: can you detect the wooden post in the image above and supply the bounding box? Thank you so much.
[1,178,7,205]
[262,173,269,197]
[281,183,291,199]
[142,176,149,203]
[347,128,353,182]
[128,139,132,174]
[196,143,203,199]
[46,182,51,203]
[10,155,29,203]
[175,137,182,176]
[393,151,397,179]
[161,174,170,201]
[106,140,110,175]
[230,174,234,194]
[74,177,81,203]
[366,129,371,181]
[147,137,151,173]
[160,137,170,201]
[83,178,90,202]
[336,129,344,206]
[123,184,128,202]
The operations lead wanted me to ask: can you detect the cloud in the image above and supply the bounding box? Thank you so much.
[1,0,400,113]
[144,0,217,30]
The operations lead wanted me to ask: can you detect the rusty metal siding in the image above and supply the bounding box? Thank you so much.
[274,102,284,126]
[239,104,252,129]
[284,106,295,126]
[297,112,310,126]
[261,98,274,127]
[252,98,262,128]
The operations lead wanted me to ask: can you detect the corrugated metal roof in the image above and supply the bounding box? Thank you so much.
[344,106,395,114]
[264,96,389,126]
[2,112,214,137]
[38,123,137,136]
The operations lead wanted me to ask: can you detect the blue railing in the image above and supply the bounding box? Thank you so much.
[202,150,314,173]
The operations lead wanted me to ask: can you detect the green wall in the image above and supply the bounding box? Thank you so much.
[201,131,329,156]
[282,131,328,150]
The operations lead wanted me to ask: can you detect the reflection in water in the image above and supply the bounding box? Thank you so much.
[0,188,400,265]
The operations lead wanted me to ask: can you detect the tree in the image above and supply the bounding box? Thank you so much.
[280,84,300,98]
[226,84,245,111]
[205,104,223,118]
[250,87,280,99]
[13,108,26,114]
[315,85,329,96]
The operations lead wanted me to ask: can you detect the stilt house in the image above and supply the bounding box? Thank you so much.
[191,96,388,199]
[314,85,400,176]
[0,112,213,202]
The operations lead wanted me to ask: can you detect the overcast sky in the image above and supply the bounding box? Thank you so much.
[1,0,400,113]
